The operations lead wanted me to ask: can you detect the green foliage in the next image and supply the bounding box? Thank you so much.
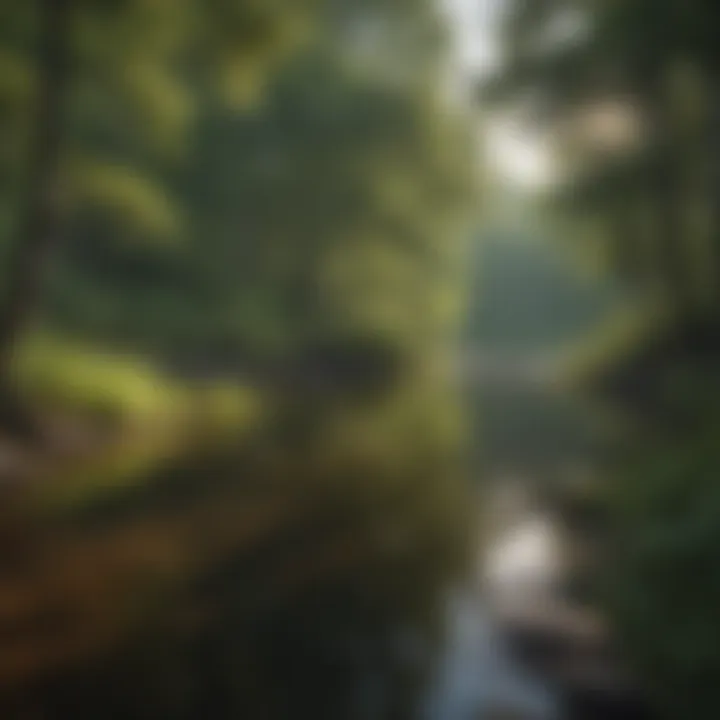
[12,334,260,430]
[8,334,263,518]
[486,0,720,320]
[67,157,182,242]
[0,0,477,361]
[39,21,476,357]
[0,3,477,715]
[14,335,185,422]
[0,0,322,362]
[488,8,720,716]
[604,419,720,718]
[2,364,471,718]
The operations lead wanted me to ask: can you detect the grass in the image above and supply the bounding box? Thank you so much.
[14,336,185,423]
[7,334,264,514]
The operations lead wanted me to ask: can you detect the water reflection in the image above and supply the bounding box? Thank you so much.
[485,514,562,606]
[425,587,558,720]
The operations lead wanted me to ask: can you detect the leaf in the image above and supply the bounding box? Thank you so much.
[67,157,183,242]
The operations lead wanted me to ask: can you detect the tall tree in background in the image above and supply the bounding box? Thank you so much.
[485,5,720,713]
[0,0,315,432]
[24,0,477,364]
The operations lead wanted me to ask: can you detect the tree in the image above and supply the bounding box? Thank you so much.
[0,0,315,433]
[484,6,720,715]
[34,0,477,367]
[482,0,720,324]
[0,0,72,390]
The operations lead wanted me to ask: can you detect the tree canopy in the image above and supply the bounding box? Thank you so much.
[483,0,720,322]
[0,0,478,373]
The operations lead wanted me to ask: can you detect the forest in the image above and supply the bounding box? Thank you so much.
[483,1,720,717]
[0,1,478,718]
[0,0,719,718]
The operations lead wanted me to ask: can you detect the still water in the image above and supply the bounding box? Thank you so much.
[425,375,606,720]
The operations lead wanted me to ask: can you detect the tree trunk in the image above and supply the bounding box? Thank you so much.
[0,0,72,435]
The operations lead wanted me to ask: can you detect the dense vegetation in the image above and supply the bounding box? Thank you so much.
[0,0,475,381]
[0,1,479,717]
[485,1,720,716]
